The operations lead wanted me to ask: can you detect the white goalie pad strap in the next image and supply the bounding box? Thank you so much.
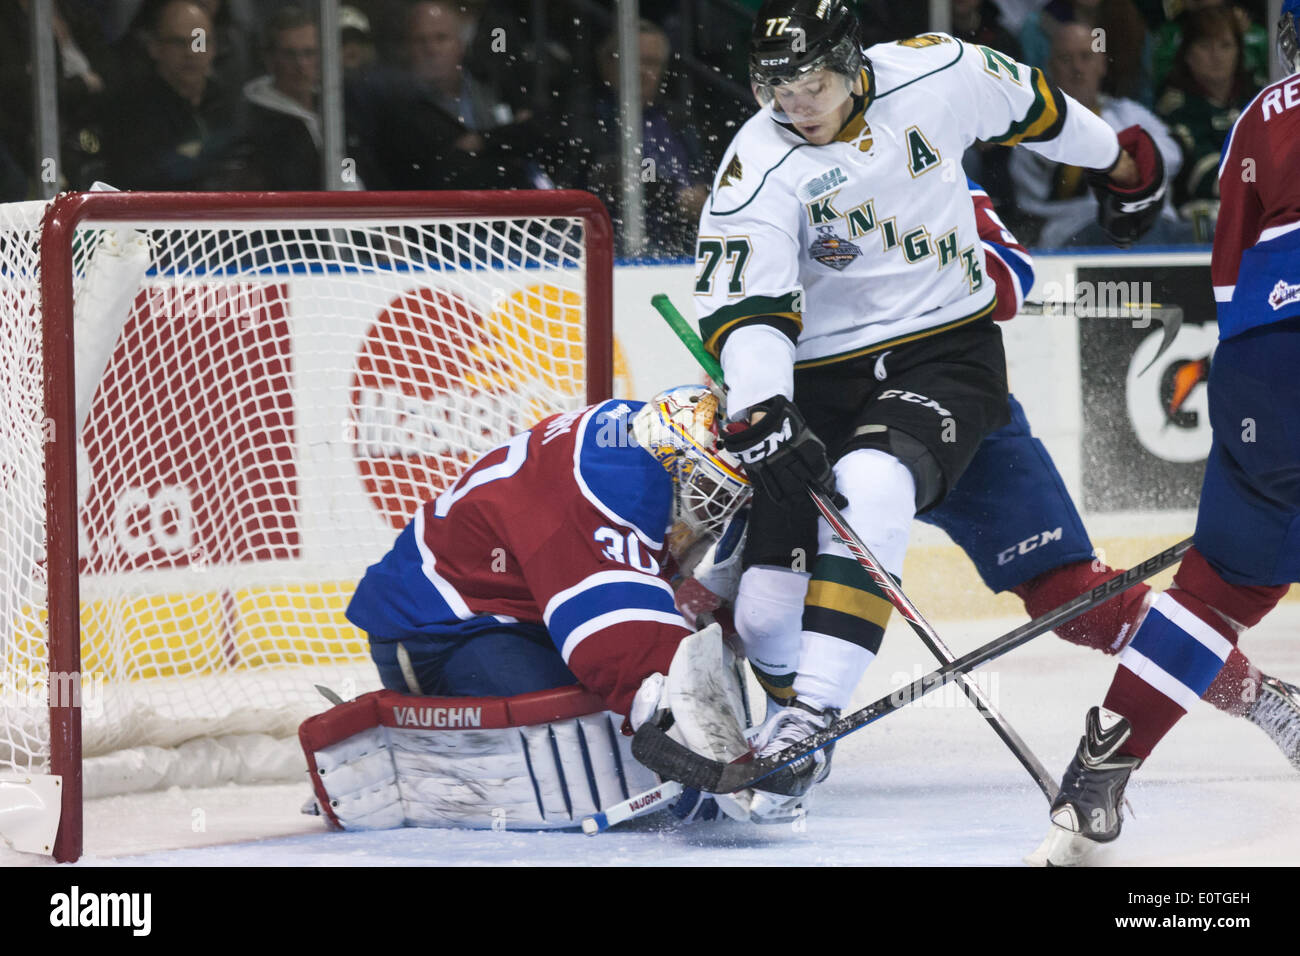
[299,686,658,831]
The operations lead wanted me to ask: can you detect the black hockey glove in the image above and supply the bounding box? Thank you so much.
[1087,125,1167,248]
[721,395,846,508]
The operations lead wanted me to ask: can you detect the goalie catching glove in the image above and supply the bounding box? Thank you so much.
[630,622,755,821]
[722,395,846,508]
[1087,125,1167,248]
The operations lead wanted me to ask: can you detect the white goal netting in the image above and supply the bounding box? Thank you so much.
[0,193,608,795]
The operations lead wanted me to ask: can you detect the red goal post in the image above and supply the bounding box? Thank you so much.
[5,189,613,862]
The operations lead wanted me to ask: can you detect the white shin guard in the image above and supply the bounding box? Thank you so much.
[734,565,809,678]
[795,448,918,712]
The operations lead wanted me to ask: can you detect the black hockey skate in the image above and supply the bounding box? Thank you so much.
[1246,675,1300,770]
[1026,706,1141,866]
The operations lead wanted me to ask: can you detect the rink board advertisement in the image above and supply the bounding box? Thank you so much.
[1076,264,1218,513]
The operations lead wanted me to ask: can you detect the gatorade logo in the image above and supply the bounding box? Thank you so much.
[1125,324,1217,463]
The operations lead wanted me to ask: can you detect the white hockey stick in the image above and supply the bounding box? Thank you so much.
[581,780,685,835]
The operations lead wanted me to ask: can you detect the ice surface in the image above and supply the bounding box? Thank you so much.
[5,606,1298,867]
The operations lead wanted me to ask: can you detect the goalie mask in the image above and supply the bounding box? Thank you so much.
[632,386,751,551]
[749,0,863,127]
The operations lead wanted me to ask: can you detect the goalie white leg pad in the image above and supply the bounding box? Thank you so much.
[300,686,659,831]
[667,623,755,821]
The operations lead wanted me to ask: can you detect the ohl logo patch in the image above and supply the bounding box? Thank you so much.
[809,225,861,271]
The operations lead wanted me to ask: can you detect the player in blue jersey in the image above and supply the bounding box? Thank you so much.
[1030,2,1300,865]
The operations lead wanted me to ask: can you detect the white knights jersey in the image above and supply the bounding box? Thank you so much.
[695,34,1121,381]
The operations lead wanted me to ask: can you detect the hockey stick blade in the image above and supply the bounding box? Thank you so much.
[631,721,810,796]
[634,538,1191,794]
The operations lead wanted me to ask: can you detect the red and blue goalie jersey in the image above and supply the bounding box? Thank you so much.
[346,400,693,715]
[1213,73,1300,339]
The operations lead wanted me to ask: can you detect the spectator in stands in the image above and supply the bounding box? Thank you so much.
[1152,0,1268,93]
[340,5,376,73]
[1,0,113,190]
[406,0,518,133]
[109,0,258,95]
[1020,0,1151,105]
[1156,5,1260,240]
[583,20,710,257]
[97,0,245,189]
[239,6,331,190]
[1009,21,1189,247]
[350,0,544,190]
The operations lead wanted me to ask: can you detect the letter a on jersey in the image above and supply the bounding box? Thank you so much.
[906,127,941,177]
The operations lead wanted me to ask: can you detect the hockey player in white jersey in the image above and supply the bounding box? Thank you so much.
[697,0,1168,817]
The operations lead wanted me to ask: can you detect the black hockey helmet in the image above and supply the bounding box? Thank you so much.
[749,0,863,90]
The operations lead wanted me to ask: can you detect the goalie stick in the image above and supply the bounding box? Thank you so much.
[632,537,1192,794]
[652,294,1058,800]
[581,781,685,835]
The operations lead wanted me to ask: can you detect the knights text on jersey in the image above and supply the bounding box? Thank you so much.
[695,33,1118,367]
[1212,72,1300,339]
[345,401,692,710]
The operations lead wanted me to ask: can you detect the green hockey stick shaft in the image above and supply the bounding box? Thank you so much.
[651,293,724,383]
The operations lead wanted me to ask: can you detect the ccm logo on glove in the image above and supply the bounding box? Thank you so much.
[731,417,794,463]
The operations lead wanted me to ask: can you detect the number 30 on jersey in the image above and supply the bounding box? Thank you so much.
[594,526,660,574]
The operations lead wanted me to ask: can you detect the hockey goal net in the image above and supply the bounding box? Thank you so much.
[0,189,613,860]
